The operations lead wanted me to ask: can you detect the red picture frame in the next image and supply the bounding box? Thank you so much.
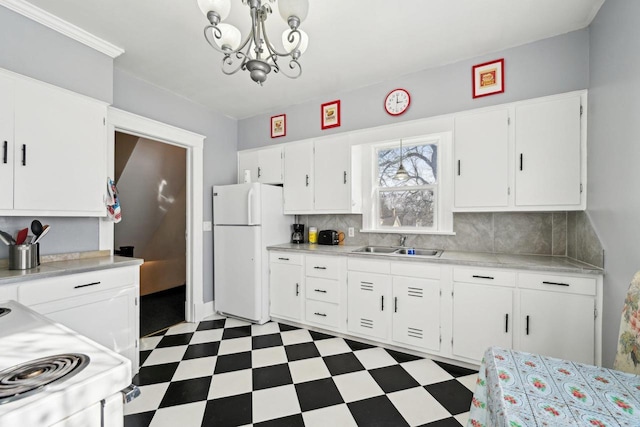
[321,100,341,130]
[271,114,286,138]
[472,58,505,98]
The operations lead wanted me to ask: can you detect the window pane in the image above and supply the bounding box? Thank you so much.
[378,143,438,188]
[378,189,435,228]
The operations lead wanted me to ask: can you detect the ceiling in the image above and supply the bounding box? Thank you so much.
[23,0,604,119]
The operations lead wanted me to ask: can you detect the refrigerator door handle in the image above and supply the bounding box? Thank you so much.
[247,188,254,225]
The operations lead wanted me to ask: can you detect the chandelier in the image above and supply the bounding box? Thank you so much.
[198,0,309,85]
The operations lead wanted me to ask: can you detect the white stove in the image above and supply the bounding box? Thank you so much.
[0,300,136,427]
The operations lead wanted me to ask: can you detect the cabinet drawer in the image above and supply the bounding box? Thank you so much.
[270,252,303,265]
[453,267,515,287]
[306,277,340,304]
[306,255,340,279]
[518,272,596,296]
[305,300,340,328]
[348,258,391,274]
[391,262,441,279]
[18,267,137,306]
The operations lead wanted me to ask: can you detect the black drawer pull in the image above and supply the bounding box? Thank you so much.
[505,313,509,333]
[257,166,261,178]
[278,257,290,261]
[314,266,327,270]
[314,312,327,317]
[305,174,309,186]
[542,281,570,287]
[314,289,327,293]
[394,297,398,313]
[457,160,461,176]
[519,153,523,171]
[343,171,347,184]
[2,141,6,164]
[381,295,385,311]
[472,275,494,280]
[525,315,530,335]
[295,283,299,296]
[21,144,26,166]
[74,281,101,289]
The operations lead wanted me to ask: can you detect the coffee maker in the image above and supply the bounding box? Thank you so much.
[292,224,305,244]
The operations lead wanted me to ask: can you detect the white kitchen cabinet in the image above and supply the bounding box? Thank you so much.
[454,109,509,209]
[269,253,304,321]
[0,283,18,301]
[392,276,440,351]
[0,74,14,210]
[0,70,108,216]
[347,271,391,339]
[515,95,582,207]
[283,136,361,214]
[18,266,140,375]
[237,146,283,184]
[452,268,515,362]
[283,141,314,212]
[305,255,346,330]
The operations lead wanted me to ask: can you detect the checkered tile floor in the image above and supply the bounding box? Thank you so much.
[124,315,477,427]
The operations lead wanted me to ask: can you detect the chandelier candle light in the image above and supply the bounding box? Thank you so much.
[198,0,309,85]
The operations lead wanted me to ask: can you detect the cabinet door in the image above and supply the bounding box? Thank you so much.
[13,80,106,213]
[258,146,283,184]
[238,150,259,183]
[392,276,440,351]
[454,109,509,209]
[314,136,351,211]
[515,96,582,207]
[452,282,513,362]
[347,271,391,339]
[270,263,303,320]
[519,289,594,364]
[283,141,314,212]
[0,75,13,210]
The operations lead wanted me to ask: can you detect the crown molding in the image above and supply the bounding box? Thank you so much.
[0,0,124,58]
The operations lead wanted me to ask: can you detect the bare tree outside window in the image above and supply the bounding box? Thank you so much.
[376,143,438,229]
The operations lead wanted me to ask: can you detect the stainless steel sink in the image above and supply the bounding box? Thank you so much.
[352,246,443,258]
[352,246,398,254]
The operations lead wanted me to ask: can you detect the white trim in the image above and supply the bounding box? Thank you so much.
[105,107,206,323]
[200,301,216,319]
[0,0,124,58]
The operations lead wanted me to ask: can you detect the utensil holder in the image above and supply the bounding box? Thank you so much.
[9,243,39,270]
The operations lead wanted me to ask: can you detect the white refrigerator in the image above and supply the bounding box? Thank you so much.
[213,183,292,324]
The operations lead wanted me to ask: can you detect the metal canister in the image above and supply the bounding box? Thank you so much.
[8,244,38,270]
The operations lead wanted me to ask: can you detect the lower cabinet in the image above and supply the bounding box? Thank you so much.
[269,253,304,321]
[392,276,440,351]
[347,271,391,339]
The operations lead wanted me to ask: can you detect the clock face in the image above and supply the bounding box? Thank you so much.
[384,89,411,116]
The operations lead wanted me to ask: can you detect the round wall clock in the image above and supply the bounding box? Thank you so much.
[384,88,411,116]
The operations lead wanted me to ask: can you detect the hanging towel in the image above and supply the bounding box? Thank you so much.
[106,177,122,223]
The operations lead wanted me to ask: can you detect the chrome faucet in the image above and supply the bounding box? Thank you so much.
[399,235,407,247]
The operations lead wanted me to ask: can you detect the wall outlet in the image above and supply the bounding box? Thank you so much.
[348,227,354,237]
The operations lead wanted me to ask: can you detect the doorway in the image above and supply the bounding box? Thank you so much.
[114,132,187,336]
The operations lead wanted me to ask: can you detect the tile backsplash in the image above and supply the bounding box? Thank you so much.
[297,211,604,268]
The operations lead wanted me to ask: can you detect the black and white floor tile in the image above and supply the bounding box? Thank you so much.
[125,315,477,427]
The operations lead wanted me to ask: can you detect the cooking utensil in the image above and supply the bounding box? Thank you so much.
[15,228,28,245]
[31,220,43,237]
[0,232,10,245]
[33,225,50,244]
[0,230,16,244]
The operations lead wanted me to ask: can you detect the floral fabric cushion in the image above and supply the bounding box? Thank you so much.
[614,271,640,373]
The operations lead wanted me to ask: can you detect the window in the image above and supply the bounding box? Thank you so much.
[363,133,453,234]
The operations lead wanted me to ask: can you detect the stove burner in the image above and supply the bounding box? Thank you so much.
[0,353,90,405]
[0,307,10,318]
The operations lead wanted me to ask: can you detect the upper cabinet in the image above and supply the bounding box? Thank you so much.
[283,135,361,214]
[0,70,108,216]
[237,146,283,185]
[453,91,586,212]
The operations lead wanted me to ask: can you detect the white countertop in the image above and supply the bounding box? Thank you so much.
[268,243,603,275]
[0,256,143,285]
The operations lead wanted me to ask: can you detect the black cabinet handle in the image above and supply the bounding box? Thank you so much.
[314,312,327,317]
[74,281,101,289]
[472,275,494,280]
[394,297,398,313]
[305,174,309,186]
[314,266,327,270]
[257,167,261,178]
[278,257,290,261]
[542,281,570,287]
[2,141,6,164]
[344,171,347,184]
[381,295,385,311]
[525,315,530,335]
[457,160,461,176]
[505,313,509,333]
[21,144,26,166]
[295,283,299,296]
[314,289,327,293]
[519,153,523,171]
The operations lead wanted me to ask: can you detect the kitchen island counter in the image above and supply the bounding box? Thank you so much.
[267,243,602,275]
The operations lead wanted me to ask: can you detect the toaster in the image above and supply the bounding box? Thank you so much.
[318,230,339,245]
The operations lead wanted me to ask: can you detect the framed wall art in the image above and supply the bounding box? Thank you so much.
[271,114,286,138]
[321,100,341,130]
[472,58,504,98]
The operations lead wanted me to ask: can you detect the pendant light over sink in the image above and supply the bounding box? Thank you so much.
[198,0,309,85]
[394,139,409,181]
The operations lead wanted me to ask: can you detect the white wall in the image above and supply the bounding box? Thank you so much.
[238,29,590,149]
[588,1,640,368]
